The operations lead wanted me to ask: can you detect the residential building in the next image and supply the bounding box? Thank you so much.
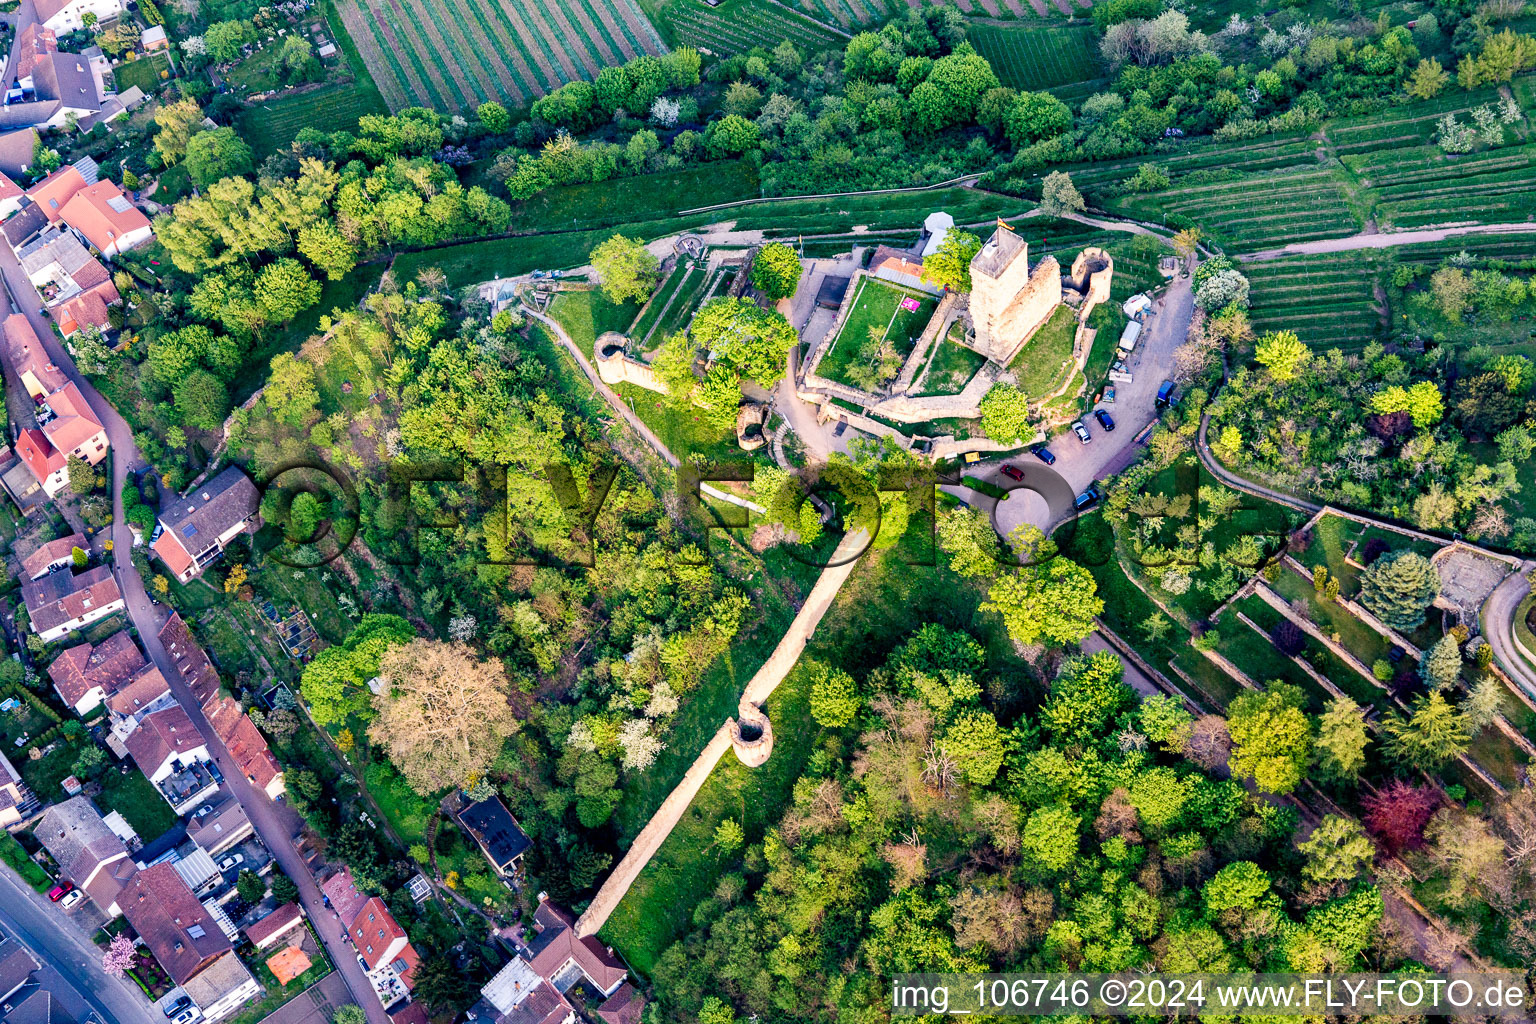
[152,468,261,583]
[104,664,174,748]
[34,0,122,38]
[3,312,67,401]
[124,704,210,785]
[36,381,108,465]
[10,431,65,498]
[120,862,232,987]
[21,166,85,227]
[471,899,637,1024]
[388,1004,428,1024]
[36,795,135,916]
[20,531,86,580]
[348,896,419,1007]
[0,751,36,829]
[181,951,260,1024]
[243,903,304,951]
[58,181,152,256]
[46,629,144,716]
[201,695,283,800]
[0,940,39,1004]
[0,128,39,179]
[0,53,104,131]
[472,957,573,1024]
[19,227,112,306]
[451,794,529,877]
[10,26,58,91]
[185,791,252,857]
[170,846,222,898]
[159,613,221,703]
[323,868,420,1007]
[20,565,123,642]
[0,175,21,220]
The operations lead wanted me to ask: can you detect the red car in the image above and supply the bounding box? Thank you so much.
[1000,464,1025,482]
[47,881,73,902]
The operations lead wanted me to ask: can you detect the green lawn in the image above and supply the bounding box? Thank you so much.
[1008,303,1078,399]
[115,54,171,94]
[547,291,641,354]
[507,164,761,234]
[815,278,936,391]
[97,768,178,841]
[614,382,738,464]
[233,264,388,401]
[1269,566,1394,669]
[916,332,986,396]
[224,932,333,1024]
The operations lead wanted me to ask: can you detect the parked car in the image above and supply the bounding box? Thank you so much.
[47,882,73,902]
[1074,485,1104,510]
[169,1008,200,1024]
[1032,445,1056,465]
[1000,464,1025,482]
[1072,421,1092,444]
[163,996,192,1019]
[1094,409,1116,432]
[216,853,244,873]
[60,888,86,909]
[1156,379,1178,408]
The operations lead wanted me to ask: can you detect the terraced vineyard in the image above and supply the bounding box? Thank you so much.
[1112,166,1361,251]
[1244,253,1383,352]
[968,23,1100,92]
[655,0,842,55]
[1351,143,1536,229]
[336,0,668,110]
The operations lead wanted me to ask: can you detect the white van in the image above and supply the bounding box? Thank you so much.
[1118,320,1143,353]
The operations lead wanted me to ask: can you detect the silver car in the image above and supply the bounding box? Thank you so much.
[1072,421,1092,444]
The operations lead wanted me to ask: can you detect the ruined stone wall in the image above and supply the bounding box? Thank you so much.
[593,331,669,394]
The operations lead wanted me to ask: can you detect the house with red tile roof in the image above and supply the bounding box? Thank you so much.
[152,468,260,583]
[46,629,144,715]
[119,862,231,985]
[25,166,86,222]
[201,694,284,800]
[158,613,221,703]
[0,173,23,220]
[20,564,123,641]
[323,869,421,1008]
[243,903,304,951]
[12,428,65,496]
[20,530,86,580]
[11,24,59,90]
[38,381,107,466]
[58,180,152,256]
[124,704,208,781]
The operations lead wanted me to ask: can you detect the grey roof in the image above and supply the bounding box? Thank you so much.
[0,988,71,1024]
[0,940,39,1001]
[33,55,100,113]
[456,795,530,870]
[0,129,37,177]
[186,791,250,852]
[68,156,96,184]
[37,795,126,883]
[0,102,61,132]
[971,227,1029,280]
[157,468,259,558]
[19,227,92,278]
[3,201,47,246]
[181,951,253,1008]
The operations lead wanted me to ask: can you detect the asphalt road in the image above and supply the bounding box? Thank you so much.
[0,212,390,1024]
[0,862,157,1024]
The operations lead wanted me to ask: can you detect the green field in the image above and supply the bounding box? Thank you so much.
[968,23,1101,92]
[507,164,762,235]
[333,0,667,111]
[1008,302,1077,399]
[816,277,937,391]
[1112,165,1362,251]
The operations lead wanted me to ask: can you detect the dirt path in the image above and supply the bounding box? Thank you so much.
[1240,222,1536,261]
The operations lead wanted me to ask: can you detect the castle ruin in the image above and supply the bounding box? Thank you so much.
[967,224,1063,365]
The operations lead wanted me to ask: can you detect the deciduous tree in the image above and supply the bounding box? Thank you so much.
[589,234,659,305]
[749,242,802,301]
[370,640,523,793]
[920,229,982,292]
[1226,684,1311,794]
[982,556,1103,647]
[1038,171,1085,217]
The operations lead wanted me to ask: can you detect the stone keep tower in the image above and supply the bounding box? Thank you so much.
[968,225,1062,364]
